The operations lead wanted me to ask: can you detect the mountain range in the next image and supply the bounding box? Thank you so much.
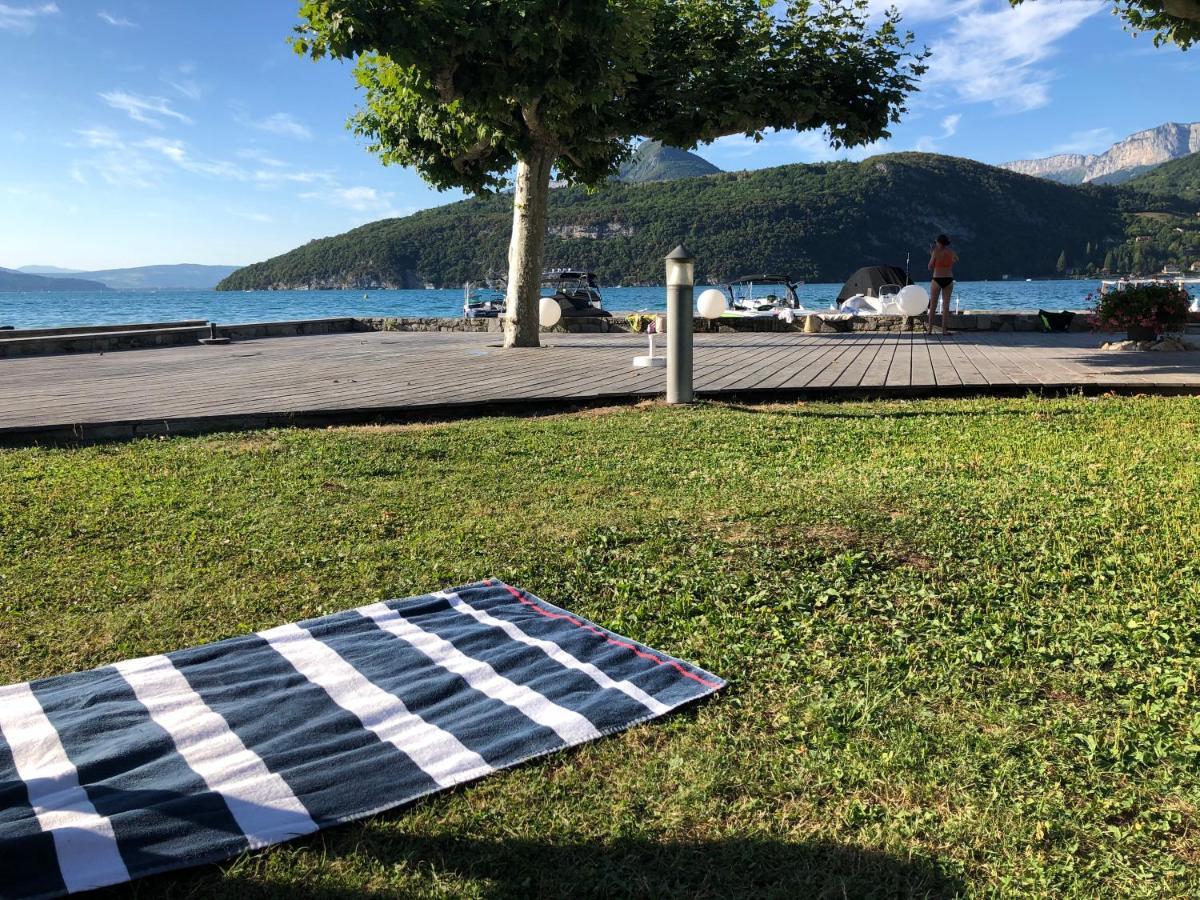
[217,151,1200,290]
[1001,122,1200,185]
[1,264,241,292]
[0,268,110,292]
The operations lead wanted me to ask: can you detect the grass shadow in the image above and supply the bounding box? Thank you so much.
[193,834,966,899]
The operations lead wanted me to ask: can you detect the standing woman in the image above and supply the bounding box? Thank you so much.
[927,234,958,335]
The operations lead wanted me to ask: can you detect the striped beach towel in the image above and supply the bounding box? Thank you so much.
[0,580,723,898]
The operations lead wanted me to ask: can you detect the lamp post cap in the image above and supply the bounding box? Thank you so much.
[665,244,694,262]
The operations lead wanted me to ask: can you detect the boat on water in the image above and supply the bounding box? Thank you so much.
[836,265,912,314]
[721,275,806,319]
[463,274,507,318]
[542,269,610,317]
[1099,276,1200,297]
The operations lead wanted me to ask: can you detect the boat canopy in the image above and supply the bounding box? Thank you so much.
[542,269,598,286]
[837,265,912,302]
[730,274,796,286]
[725,275,800,306]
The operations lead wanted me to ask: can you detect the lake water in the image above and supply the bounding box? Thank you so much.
[0,280,1107,331]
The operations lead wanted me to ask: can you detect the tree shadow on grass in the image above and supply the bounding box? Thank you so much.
[196,833,966,899]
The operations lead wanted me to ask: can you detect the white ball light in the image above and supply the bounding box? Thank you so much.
[895,284,928,316]
[696,288,727,320]
[539,296,563,328]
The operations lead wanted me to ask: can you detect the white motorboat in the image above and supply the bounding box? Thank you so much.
[721,275,806,319]
[1099,276,1200,296]
[463,276,506,318]
[541,269,611,317]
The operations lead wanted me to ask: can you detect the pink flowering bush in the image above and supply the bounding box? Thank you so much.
[1089,284,1191,335]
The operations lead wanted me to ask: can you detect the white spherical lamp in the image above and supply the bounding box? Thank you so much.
[895,284,928,316]
[539,296,563,328]
[696,288,727,320]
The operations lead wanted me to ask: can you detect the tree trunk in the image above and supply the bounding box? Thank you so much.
[503,147,553,348]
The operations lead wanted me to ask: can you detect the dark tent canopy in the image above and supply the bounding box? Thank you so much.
[836,265,912,302]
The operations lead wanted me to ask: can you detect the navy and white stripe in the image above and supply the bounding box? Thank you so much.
[0,581,723,898]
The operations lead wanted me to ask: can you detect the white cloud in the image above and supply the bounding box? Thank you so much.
[70,149,161,189]
[227,209,274,224]
[0,2,58,33]
[300,185,400,215]
[99,90,193,127]
[918,1,1101,113]
[913,114,962,154]
[253,113,313,141]
[138,137,248,179]
[97,10,135,27]
[333,186,384,211]
[237,148,287,168]
[77,125,123,149]
[168,78,203,100]
[791,130,892,162]
[140,136,187,163]
[164,63,203,100]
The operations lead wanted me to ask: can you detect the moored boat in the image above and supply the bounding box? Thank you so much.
[836,264,912,314]
[463,275,506,318]
[541,269,610,317]
[721,275,806,318]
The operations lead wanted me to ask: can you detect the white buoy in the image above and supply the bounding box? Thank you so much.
[895,284,928,316]
[696,288,727,319]
[539,296,563,329]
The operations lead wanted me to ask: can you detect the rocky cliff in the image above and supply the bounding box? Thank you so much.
[1002,122,1200,185]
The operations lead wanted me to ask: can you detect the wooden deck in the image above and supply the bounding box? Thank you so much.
[3,329,1199,442]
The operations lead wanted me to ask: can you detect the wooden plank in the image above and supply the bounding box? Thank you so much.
[806,336,878,389]
[909,335,936,387]
[885,332,914,387]
[859,330,901,388]
[926,336,962,387]
[832,334,888,388]
[939,336,989,386]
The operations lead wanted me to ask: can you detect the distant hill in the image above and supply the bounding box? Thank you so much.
[34,264,241,290]
[1125,151,1200,201]
[616,141,721,183]
[219,153,1148,290]
[0,268,110,292]
[17,265,82,274]
[1001,122,1200,185]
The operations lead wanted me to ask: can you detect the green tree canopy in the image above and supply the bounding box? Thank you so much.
[1010,0,1200,48]
[293,0,925,345]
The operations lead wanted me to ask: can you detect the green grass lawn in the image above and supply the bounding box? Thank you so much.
[3,397,1199,898]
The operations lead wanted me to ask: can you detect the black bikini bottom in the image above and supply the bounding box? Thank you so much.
[932,276,955,288]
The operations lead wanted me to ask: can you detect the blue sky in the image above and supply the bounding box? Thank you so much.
[0,1,1195,270]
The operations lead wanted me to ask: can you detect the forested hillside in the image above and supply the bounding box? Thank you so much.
[219,153,1193,290]
[1125,153,1200,201]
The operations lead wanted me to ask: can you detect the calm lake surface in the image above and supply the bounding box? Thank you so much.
[0,281,1107,330]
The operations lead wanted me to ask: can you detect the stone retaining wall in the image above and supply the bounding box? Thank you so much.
[0,310,1096,358]
[702,311,1093,334]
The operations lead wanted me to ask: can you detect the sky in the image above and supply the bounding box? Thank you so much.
[0,1,1196,270]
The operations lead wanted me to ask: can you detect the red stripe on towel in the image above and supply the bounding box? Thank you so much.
[489,581,722,690]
